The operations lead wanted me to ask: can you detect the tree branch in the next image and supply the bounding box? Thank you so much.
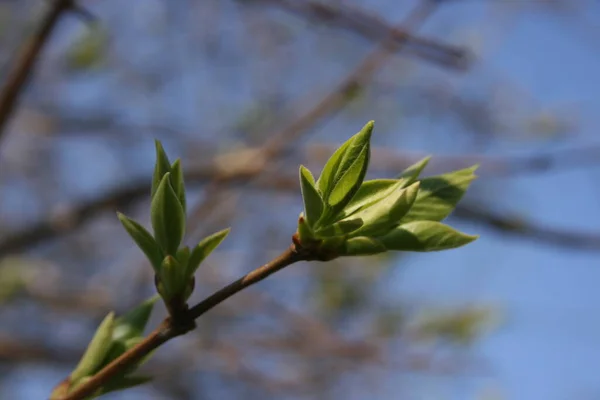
[251,0,470,70]
[56,245,306,400]
[0,0,75,140]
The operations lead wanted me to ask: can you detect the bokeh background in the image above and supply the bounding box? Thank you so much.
[0,0,599,399]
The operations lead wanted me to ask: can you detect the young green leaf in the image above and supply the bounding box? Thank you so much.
[151,173,186,256]
[350,181,420,237]
[151,140,172,199]
[157,255,183,301]
[317,121,373,204]
[401,166,478,223]
[112,296,158,343]
[70,312,116,384]
[380,221,478,252]
[187,228,230,277]
[169,159,187,214]
[398,156,431,185]
[299,165,324,227]
[343,236,387,256]
[297,215,315,244]
[341,179,401,217]
[315,218,363,238]
[117,213,163,273]
[327,143,370,212]
[176,246,191,273]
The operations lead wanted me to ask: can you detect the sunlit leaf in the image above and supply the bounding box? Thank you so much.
[380,221,478,252]
[402,166,478,223]
[315,218,363,238]
[342,179,401,218]
[317,121,373,208]
[350,182,420,237]
[343,236,387,256]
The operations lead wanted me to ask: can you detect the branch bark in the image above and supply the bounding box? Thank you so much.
[0,0,74,140]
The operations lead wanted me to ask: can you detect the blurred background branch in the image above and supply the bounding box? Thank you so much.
[0,0,598,398]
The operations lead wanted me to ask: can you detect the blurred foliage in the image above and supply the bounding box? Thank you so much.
[0,258,27,303]
[0,256,44,304]
[411,306,500,345]
[65,24,109,72]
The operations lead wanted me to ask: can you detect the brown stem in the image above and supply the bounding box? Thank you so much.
[57,245,306,400]
[0,0,73,140]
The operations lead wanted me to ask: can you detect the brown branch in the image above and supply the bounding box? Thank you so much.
[0,0,75,140]
[57,245,306,400]
[251,0,470,70]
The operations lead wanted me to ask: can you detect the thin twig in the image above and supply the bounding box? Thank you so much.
[0,0,75,140]
[57,246,305,400]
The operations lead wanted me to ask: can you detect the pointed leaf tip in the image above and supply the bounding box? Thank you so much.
[399,156,432,184]
[151,140,172,199]
[316,121,374,214]
[117,212,163,273]
[187,228,230,277]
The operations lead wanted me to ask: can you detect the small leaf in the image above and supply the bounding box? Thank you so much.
[328,143,370,211]
[398,156,431,185]
[187,228,230,277]
[402,166,478,223]
[316,139,351,199]
[350,182,420,237]
[297,215,315,244]
[169,159,187,214]
[343,236,387,256]
[315,218,363,238]
[151,140,172,199]
[176,246,190,273]
[299,165,324,227]
[151,173,186,255]
[317,121,373,203]
[157,255,183,301]
[342,179,401,217]
[112,296,158,343]
[117,213,163,273]
[380,221,478,252]
[70,312,116,383]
